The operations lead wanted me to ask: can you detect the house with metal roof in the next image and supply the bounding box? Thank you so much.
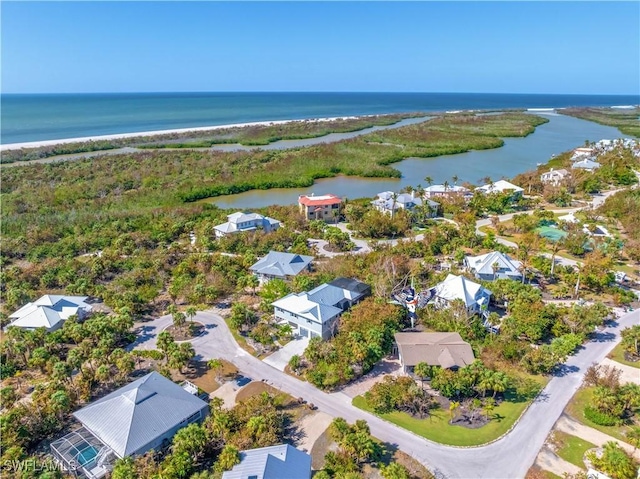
[423,184,472,200]
[428,274,491,316]
[271,278,370,339]
[249,251,313,284]
[371,191,439,217]
[394,332,475,372]
[6,295,92,332]
[475,180,524,198]
[50,372,208,479]
[464,251,522,281]
[298,194,342,222]
[214,211,281,238]
[222,444,311,479]
[572,159,601,171]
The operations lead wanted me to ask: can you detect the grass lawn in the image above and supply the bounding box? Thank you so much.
[607,343,640,369]
[565,386,637,443]
[352,389,534,447]
[551,431,594,468]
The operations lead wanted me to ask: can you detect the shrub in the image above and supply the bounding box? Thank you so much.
[584,405,620,426]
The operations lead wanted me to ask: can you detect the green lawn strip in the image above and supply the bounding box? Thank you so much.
[352,390,533,447]
[608,343,640,369]
[565,387,636,442]
[551,430,594,468]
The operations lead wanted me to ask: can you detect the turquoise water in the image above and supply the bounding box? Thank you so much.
[75,445,98,466]
[2,91,638,144]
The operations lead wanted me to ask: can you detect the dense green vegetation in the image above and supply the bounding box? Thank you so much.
[560,107,640,137]
[0,113,422,164]
[138,113,424,148]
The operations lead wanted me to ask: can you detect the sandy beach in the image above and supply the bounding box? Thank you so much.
[0,116,363,151]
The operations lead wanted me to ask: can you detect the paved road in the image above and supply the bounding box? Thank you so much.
[130,308,639,479]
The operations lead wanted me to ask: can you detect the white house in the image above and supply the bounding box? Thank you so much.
[571,147,595,161]
[540,168,569,185]
[214,212,281,238]
[429,274,491,316]
[50,372,209,479]
[6,295,93,332]
[464,251,522,281]
[476,180,524,198]
[222,444,311,479]
[583,224,612,238]
[572,159,601,171]
[271,278,370,339]
[371,191,438,216]
[423,184,472,200]
[249,251,313,284]
[298,194,342,222]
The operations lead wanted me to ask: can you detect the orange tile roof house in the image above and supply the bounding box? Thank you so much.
[298,194,342,222]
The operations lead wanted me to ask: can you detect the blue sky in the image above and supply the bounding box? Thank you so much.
[2,1,639,94]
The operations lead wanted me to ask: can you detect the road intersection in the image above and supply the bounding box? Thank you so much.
[131,308,639,478]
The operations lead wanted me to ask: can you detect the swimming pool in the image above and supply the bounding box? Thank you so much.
[75,444,98,466]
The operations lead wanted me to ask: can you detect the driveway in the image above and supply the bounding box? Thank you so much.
[130,308,640,478]
[263,336,310,371]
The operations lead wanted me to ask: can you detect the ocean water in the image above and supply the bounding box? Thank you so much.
[1,92,638,144]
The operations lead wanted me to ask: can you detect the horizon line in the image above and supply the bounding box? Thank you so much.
[3,90,639,97]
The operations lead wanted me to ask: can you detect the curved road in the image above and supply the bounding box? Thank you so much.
[130,308,639,479]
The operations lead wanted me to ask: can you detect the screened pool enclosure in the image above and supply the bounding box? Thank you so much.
[50,427,115,479]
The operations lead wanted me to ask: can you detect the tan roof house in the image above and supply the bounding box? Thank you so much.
[394,332,475,372]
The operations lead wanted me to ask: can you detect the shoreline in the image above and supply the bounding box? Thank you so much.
[0,115,373,151]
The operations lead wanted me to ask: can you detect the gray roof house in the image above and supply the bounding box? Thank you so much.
[222,444,311,479]
[572,158,601,171]
[249,251,313,284]
[214,212,281,238]
[394,332,475,371]
[272,278,370,340]
[6,295,92,332]
[464,251,522,281]
[50,372,208,479]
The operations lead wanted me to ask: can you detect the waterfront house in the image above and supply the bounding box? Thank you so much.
[371,191,439,217]
[423,184,472,200]
[476,180,524,198]
[464,251,522,281]
[540,168,569,185]
[249,251,313,284]
[572,159,601,171]
[214,211,281,238]
[571,147,595,161]
[51,372,208,479]
[6,295,93,332]
[429,274,491,316]
[394,332,475,373]
[271,277,370,339]
[298,194,342,222]
[222,444,311,479]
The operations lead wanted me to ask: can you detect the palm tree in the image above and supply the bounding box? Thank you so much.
[186,306,197,324]
[549,239,563,277]
[452,175,459,186]
[449,400,460,421]
[424,176,433,187]
[443,180,450,193]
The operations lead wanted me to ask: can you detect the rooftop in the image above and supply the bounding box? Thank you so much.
[394,332,475,369]
[250,251,313,278]
[222,444,311,479]
[73,372,208,458]
[298,194,342,206]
